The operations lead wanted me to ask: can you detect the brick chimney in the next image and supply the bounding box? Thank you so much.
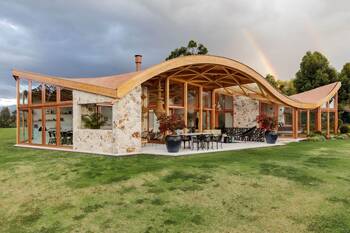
[134,54,142,71]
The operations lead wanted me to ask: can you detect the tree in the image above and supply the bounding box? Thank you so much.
[0,107,12,128]
[338,63,350,107]
[165,40,208,60]
[265,74,296,96]
[294,51,338,93]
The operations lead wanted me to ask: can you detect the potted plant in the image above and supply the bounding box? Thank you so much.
[82,112,106,129]
[256,114,279,144]
[158,114,186,153]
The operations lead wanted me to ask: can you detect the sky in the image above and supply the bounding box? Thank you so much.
[0,0,349,106]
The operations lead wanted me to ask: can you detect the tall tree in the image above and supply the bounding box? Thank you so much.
[265,74,296,96]
[165,40,208,60]
[0,107,11,128]
[338,63,350,107]
[265,74,278,89]
[294,51,338,93]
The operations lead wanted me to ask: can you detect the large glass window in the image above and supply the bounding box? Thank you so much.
[31,82,42,104]
[45,84,57,102]
[19,110,29,143]
[202,110,211,130]
[61,88,72,102]
[216,94,234,128]
[45,108,57,145]
[169,81,184,106]
[187,85,199,129]
[31,109,42,144]
[203,91,212,108]
[19,79,29,105]
[60,107,73,145]
[80,104,112,130]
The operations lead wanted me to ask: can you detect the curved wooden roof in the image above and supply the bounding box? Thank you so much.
[12,55,341,109]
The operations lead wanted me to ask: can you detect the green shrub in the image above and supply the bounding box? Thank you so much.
[306,135,326,142]
[339,125,350,134]
[335,134,348,140]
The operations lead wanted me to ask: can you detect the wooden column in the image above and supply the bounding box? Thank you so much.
[184,82,188,129]
[326,101,330,139]
[165,77,170,116]
[334,93,338,134]
[306,110,310,136]
[292,108,299,139]
[16,78,20,144]
[56,87,61,146]
[274,103,279,124]
[211,91,216,129]
[199,86,203,132]
[316,107,322,132]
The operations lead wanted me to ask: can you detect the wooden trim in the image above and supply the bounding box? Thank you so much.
[199,86,203,132]
[211,91,215,129]
[316,107,322,132]
[16,79,20,144]
[165,77,170,116]
[334,93,338,134]
[42,107,46,144]
[274,103,279,124]
[292,108,299,139]
[326,101,330,139]
[56,106,61,146]
[184,82,188,128]
[306,110,310,136]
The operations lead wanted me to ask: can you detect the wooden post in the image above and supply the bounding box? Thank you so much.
[334,93,338,134]
[211,91,215,129]
[326,101,330,139]
[16,78,20,144]
[274,103,279,125]
[184,82,188,129]
[165,77,169,116]
[199,86,203,132]
[292,108,299,139]
[316,107,322,132]
[306,110,310,136]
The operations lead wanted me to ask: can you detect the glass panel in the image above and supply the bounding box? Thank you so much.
[60,107,73,145]
[217,94,225,111]
[225,96,233,110]
[31,109,42,144]
[218,112,225,128]
[31,82,42,104]
[19,79,29,105]
[188,85,199,109]
[170,108,184,120]
[202,110,211,129]
[45,108,57,145]
[19,110,29,143]
[187,111,199,130]
[203,91,212,108]
[45,84,57,102]
[61,88,72,102]
[148,110,160,133]
[225,112,233,127]
[169,81,184,106]
[80,104,112,130]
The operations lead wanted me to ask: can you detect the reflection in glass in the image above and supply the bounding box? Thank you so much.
[148,110,160,133]
[203,91,212,108]
[169,81,184,106]
[31,109,42,144]
[19,79,29,105]
[61,88,72,102]
[31,82,42,104]
[60,107,73,145]
[45,108,57,145]
[45,84,57,102]
[19,110,29,142]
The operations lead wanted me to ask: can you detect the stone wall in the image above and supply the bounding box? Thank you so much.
[112,86,142,154]
[73,91,115,154]
[233,95,259,128]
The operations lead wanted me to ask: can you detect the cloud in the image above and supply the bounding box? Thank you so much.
[0,0,349,102]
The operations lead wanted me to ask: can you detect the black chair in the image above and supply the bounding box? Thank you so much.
[211,134,223,149]
[191,135,201,150]
[48,131,56,144]
[181,135,191,149]
[201,134,211,150]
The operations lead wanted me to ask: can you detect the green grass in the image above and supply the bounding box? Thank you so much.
[1,128,350,232]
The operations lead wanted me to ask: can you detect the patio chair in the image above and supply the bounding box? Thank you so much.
[239,126,257,142]
[48,131,56,145]
[181,135,191,149]
[211,134,223,149]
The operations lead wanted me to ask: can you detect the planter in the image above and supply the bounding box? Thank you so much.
[165,135,182,153]
[265,131,278,144]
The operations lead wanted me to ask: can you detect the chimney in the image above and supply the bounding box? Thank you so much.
[134,54,142,71]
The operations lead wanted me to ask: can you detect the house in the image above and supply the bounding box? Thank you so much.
[13,55,341,155]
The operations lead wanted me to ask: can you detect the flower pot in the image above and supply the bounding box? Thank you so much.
[265,131,278,144]
[165,135,182,153]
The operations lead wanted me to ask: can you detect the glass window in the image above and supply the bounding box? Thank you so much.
[31,109,42,144]
[225,112,233,127]
[19,79,29,105]
[225,96,233,109]
[187,111,199,129]
[61,88,73,102]
[169,81,184,106]
[45,84,57,102]
[170,108,184,120]
[188,85,199,109]
[60,107,73,145]
[203,91,212,108]
[218,112,225,128]
[31,82,42,104]
[148,110,160,133]
[19,110,29,143]
[45,108,57,145]
[217,94,225,111]
[80,104,112,130]
[202,110,211,130]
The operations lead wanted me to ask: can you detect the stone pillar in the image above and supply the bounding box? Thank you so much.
[113,85,142,154]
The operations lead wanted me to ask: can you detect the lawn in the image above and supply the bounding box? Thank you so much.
[0,128,350,233]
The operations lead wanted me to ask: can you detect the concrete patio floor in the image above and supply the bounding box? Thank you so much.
[142,138,301,156]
